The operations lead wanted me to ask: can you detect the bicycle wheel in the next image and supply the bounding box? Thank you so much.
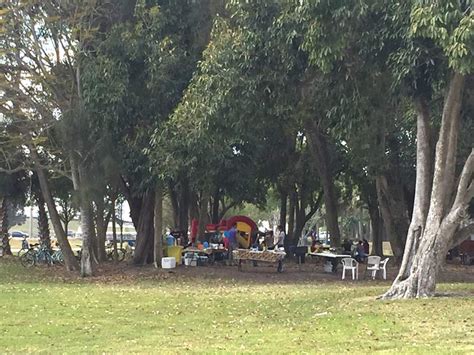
[17,248,28,257]
[20,251,35,267]
[37,250,54,266]
[116,249,126,262]
[53,250,64,265]
[108,248,126,262]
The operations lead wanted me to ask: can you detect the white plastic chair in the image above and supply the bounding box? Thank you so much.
[379,258,389,280]
[341,258,358,280]
[366,256,381,280]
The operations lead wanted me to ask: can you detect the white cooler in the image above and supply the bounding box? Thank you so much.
[162,257,176,269]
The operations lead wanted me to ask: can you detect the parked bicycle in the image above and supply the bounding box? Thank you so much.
[17,237,30,257]
[20,244,64,267]
[106,242,126,262]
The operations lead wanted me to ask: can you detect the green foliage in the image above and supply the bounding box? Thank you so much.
[80,0,214,194]
[411,1,474,73]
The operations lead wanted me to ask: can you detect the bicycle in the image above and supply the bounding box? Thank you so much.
[17,237,30,257]
[20,244,64,267]
[20,244,54,267]
[51,249,64,265]
[106,242,126,262]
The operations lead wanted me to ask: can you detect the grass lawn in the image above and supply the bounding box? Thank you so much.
[0,258,473,353]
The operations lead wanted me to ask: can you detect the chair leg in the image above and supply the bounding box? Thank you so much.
[383,269,386,280]
[356,267,358,280]
[372,270,376,280]
[351,268,355,280]
[342,268,345,280]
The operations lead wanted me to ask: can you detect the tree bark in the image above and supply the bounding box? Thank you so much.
[30,148,78,271]
[73,162,96,277]
[79,200,94,277]
[293,188,322,246]
[154,183,164,268]
[382,73,467,299]
[198,188,210,241]
[169,183,179,229]
[394,96,433,280]
[211,189,220,224]
[376,174,410,260]
[287,186,296,244]
[306,125,341,247]
[132,189,155,265]
[0,197,12,255]
[189,191,200,226]
[279,189,287,231]
[94,197,108,262]
[178,179,190,232]
[111,197,118,261]
[36,192,51,250]
[367,194,383,257]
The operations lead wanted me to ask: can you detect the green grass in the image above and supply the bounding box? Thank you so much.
[0,259,473,353]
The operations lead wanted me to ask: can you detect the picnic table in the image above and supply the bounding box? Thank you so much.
[309,252,351,273]
[233,249,286,273]
[182,247,227,264]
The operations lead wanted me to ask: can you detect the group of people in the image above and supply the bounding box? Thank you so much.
[342,238,370,262]
[253,225,286,251]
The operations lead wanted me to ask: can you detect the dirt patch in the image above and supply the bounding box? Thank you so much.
[31,256,474,286]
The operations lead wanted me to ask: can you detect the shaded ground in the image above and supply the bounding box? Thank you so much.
[9,254,471,287]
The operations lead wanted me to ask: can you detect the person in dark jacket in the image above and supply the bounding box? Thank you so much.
[363,239,370,255]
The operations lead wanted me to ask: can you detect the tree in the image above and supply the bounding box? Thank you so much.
[51,176,78,237]
[80,0,218,265]
[0,0,92,271]
[383,2,474,298]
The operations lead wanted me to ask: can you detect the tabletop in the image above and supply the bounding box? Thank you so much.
[309,252,351,258]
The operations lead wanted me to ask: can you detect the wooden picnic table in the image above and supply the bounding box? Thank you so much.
[233,249,286,273]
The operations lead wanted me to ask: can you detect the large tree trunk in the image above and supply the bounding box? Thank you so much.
[211,189,220,224]
[94,197,108,263]
[0,197,12,256]
[30,148,78,271]
[306,125,342,247]
[197,188,210,241]
[79,201,94,277]
[367,196,384,257]
[169,183,179,229]
[178,179,190,232]
[189,191,200,226]
[287,187,296,244]
[278,188,287,230]
[111,197,118,260]
[376,174,410,259]
[132,189,155,265]
[293,189,323,246]
[72,162,96,277]
[154,183,164,268]
[382,73,469,299]
[36,192,51,250]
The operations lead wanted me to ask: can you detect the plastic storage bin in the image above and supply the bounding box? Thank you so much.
[162,257,176,269]
[184,253,197,266]
[197,255,208,266]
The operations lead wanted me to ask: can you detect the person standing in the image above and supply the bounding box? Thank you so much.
[273,225,286,250]
[227,223,238,264]
[362,239,370,255]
